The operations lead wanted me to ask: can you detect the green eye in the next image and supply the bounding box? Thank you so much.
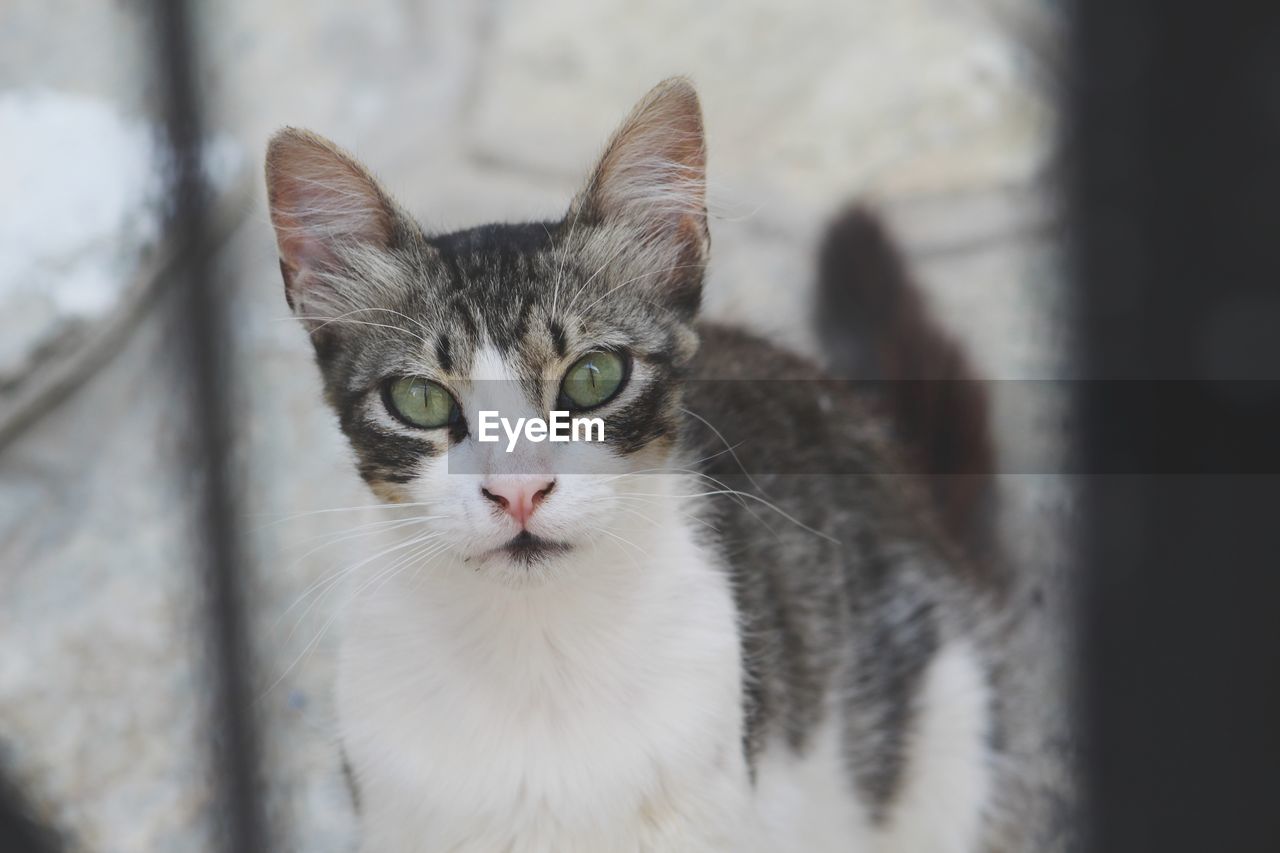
[385,376,459,429]
[560,351,627,410]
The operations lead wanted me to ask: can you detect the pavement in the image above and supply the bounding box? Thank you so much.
[0,1,1069,850]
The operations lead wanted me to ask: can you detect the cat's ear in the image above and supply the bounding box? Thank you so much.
[572,78,709,315]
[265,128,401,328]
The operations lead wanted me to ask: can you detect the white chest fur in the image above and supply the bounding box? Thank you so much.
[336,518,753,853]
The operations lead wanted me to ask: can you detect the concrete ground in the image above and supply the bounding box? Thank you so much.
[0,1,1070,850]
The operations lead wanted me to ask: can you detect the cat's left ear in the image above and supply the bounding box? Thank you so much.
[572,78,709,318]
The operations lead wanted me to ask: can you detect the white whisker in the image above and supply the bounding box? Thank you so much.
[252,501,443,528]
[273,519,439,633]
[563,239,634,314]
[261,529,444,701]
[680,406,768,495]
[616,487,838,544]
[574,263,704,316]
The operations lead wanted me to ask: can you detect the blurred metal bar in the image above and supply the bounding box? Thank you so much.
[151,2,267,851]
[1071,1,1280,851]
[0,773,60,853]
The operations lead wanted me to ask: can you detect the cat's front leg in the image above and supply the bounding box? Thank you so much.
[628,762,763,853]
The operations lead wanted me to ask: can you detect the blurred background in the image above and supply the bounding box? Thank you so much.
[0,1,1074,850]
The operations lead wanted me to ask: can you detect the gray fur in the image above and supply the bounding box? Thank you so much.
[679,326,996,821]
[265,78,1058,849]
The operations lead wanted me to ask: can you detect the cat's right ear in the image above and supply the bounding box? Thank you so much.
[265,129,400,329]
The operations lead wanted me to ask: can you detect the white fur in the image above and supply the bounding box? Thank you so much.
[753,708,873,851]
[336,510,995,853]
[337,482,754,853]
[748,643,992,853]
[878,642,992,853]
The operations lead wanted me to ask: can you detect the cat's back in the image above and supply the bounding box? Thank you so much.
[685,322,903,478]
[682,321,947,554]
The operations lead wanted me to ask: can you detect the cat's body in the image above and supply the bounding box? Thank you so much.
[337,325,997,853]
[266,80,1031,851]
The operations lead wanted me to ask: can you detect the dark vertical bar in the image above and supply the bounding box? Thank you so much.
[151,3,266,852]
[0,773,60,853]
[1071,1,1280,851]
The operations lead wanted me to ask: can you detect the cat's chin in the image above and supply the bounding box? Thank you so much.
[486,531,572,565]
[460,532,578,587]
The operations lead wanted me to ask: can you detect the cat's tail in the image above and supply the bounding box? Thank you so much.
[813,205,997,562]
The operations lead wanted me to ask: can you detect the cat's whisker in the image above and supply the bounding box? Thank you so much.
[679,406,769,496]
[562,239,633,314]
[608,466,762,524]
[252,501,444,528]
[409,541,458,594]
[552,156,604,318]
[275,527,442,639]
[341,536,455,619]
[608,498,721,537]
[266,509,439,571]
[610,494,720,533]
[573,263,705,317]
[309,305,433,341]
[622,438,759,478]
[664,468,774,531]
[596,443,743,484]
[270,517,439,612]
[541,221,567,320]
[595,527,646,567]
[275,514,437,551]
[616,487,838,544]
[348,546,430,604]
[367,539,455,600]
[615,484,757,532]
[609,503,660,528]
[601,464,760,530]
[262,530,446,701]
[291,314,434,351]
[278,543,445,661]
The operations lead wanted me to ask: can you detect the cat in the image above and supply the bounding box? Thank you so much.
[266,78,1035,852]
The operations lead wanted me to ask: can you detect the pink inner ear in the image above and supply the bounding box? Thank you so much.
[274,205,340,274]
[583,79,707,227]
[266,130,395,279]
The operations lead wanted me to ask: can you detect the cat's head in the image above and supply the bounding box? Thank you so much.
[266,79,708,583]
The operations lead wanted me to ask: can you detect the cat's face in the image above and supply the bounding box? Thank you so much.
[266,79,708,582]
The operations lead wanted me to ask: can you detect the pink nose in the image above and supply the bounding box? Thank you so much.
[481,477,556,527]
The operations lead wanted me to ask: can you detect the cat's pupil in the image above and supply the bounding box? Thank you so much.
[561,351,626,410]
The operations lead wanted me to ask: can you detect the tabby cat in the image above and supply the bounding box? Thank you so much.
[266,78,1033,852]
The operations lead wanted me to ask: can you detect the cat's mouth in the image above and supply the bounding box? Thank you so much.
[489,530,572,565]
